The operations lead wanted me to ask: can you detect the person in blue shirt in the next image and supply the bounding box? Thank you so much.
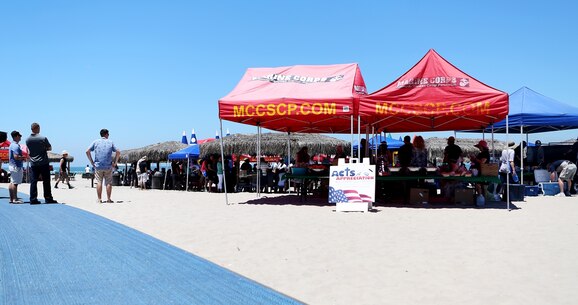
[86,129,120,203]
[8,130,25,204]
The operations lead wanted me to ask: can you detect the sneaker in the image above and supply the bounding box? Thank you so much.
[564,192,572,197]
[13,200,24,204]
[30,200,41,205]
[54,185,58,188]
[45,199,58,204]
[69,185,74,189]
[555,192,565,197]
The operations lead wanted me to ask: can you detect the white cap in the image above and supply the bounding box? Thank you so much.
[62,150,68,155]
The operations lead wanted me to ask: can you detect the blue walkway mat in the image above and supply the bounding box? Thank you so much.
[0,199,303,305]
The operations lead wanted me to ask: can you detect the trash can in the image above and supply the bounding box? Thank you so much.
[112,172,121,186]
[152,172,163,189]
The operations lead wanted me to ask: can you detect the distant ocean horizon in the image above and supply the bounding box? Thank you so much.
[1,164,169,173]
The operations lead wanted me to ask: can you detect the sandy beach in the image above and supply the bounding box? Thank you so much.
[3,178,578,305]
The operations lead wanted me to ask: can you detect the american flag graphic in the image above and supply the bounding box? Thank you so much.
[329,187,372,203]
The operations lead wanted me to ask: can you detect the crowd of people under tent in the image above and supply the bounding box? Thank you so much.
[97,135,577,203]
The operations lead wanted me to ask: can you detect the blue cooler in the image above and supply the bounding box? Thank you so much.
[525,185,540,196]
[539,182,560,196]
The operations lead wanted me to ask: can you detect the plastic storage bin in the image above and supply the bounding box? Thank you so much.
[525,185,540,196]
[539,182,560,195]
[507,184,525,201]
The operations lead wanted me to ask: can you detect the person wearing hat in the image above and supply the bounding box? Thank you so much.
[136,155,148,190]
[8,130,25,204]
[495,142,518,201]
[534,140,545,169]
[54,150,74,189]
[470,140,490,171]
[470,140,490,201]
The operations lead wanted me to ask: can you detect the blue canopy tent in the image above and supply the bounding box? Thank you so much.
[353,135,404,150]
[483,87,578,134]
[463,87,578,183]
[167,144,201,190]
[168,144,200,160]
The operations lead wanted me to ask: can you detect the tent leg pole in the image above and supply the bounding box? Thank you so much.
[372,125,376,161]
[219,119,228,205]
[520,126,528,184]
[357,115,361,160]
[287,132,291,194]
[491,125,495,162]
[163,160,168,190]
[506,116,510,211]
[255,124,261,197]
[350,115,354,157]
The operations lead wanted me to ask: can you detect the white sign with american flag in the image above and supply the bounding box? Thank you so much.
[329,157,375,212]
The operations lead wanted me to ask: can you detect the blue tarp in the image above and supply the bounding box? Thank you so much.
[168,144,200,160]
[479,87,578,133]
[354,135,404,150]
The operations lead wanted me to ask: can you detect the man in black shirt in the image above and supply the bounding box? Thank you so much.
[443,136,463,172]
[397,135,413,170]
[25,122,57,204]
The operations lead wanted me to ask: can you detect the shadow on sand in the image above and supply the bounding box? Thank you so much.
[240,194,519,210]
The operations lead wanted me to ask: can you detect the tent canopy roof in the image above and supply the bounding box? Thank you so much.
[168,144,200,160]
[480,87,578,133]
[359,49,509,132]
[219,63,367,133]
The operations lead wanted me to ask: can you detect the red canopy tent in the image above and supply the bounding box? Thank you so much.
[0,141,10,162]
[0,141,29,162]
[219,63,367,133]
[359,49,508,132]
[218,64,367,203]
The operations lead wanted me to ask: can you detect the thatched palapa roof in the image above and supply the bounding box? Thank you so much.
[425,137,508,161]
[200,133,351,157]
[121,141,188,163]
[48,152,74,163]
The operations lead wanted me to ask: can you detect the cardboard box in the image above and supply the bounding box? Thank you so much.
[454,188,475,205]
[480,163,499,176]
[409,188,429,204]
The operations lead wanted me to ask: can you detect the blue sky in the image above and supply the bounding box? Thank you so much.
[1,1,577,165]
